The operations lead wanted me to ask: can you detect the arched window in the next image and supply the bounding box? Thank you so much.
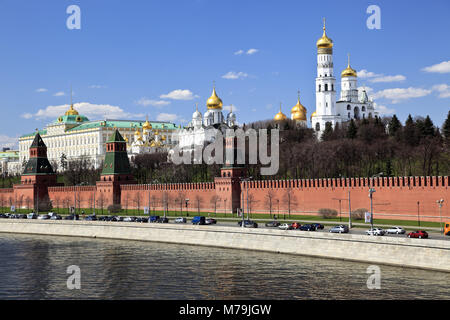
[318,85,321,92]
[315,122,320,131]
[348,112,351,119]
[347,105,351,110]
[362,106,366,112]
[331,84,334,91]
[325,84,328,91]
[354,107,360,119]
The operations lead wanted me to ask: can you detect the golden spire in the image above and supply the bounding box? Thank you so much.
[274,102,287,121]
[143,115,152,130]
[316,18,333,51]
[291,90,307,119]
[341,53,357,77]
[65,85,79,116]
[206,82,223,110]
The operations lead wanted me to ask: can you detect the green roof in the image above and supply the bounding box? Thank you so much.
[20,130,47,139]
[102,130,131,175]
[30,133,46,148]
[107,129,126,143]
[54,114,89,124]
[0,151,19,159]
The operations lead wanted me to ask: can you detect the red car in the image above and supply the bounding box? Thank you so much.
[407,230,428,239]
[291,222,302,229]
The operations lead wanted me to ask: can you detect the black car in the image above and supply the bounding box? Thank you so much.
[299,224,316,231]
[84,215,97,221]
[157,217,169,223]
[312,223,324,230]
[64,214,79,220]
[238,220,258,228]
[265,221,281,227]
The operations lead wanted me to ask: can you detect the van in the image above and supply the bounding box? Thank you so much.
[444,222,450,236]
[192,216,206,225]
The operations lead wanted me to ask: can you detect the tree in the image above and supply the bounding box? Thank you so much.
[388,114,401,137]
[346,119,357,139]
[443,110,450,148]
[194,195,202,215]
[60,153,68,171]
[265,189,276,218]
[133,192,142,213]
[321,122,333,141]
[283,187,297,219]
[175,192,186,215]
[209,195,220,216]
[97,193,106,215]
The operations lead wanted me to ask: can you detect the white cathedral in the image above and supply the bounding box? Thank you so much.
[274,19,377,137]
[174,86,238,153]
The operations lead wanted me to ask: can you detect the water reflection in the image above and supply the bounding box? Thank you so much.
[0,234,448,299]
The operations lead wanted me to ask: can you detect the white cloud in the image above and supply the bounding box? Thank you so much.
[35,88,48,93]
[0,135,19,149]
[30,102,144,120]
[160,89,198,100]
[432,84,450,98]
[358,86,374,94]
[89,85,107,89]
[156,113,179,122]
[357,69,382,78]
[136,98,171,107]
[246,48,259,55]
[222,71,248,80]
[234,50,244,55]
[372,87,432,104]
[53,91,65,97]
[370,75,406,83]
[374,103,396,116]
[21,113,33,119]
[422,61,450,74]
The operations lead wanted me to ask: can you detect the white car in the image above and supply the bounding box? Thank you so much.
[174,217,186,223]
[366,228,385,236]
[385,226,406,234]
[278,223,292,230]
[37,214,50,220]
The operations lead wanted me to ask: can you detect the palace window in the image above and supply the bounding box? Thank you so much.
[315,123,320,131]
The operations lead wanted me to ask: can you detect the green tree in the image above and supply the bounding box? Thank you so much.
[388,115,401,137]
[346,119,357,139]
[321,122,333,141]
[443,110,450,147]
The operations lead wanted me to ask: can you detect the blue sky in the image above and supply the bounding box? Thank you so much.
[1,0,449,148]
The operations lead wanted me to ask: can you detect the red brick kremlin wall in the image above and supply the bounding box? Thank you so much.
[1,176,448,222]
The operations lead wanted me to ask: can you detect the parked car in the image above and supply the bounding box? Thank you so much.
[407,230,428,239]
[27,212,38,219]
[278,223,293,230]
[445,222,450,236]
[50,214,62,220]
[157,217,169,223]
[299,224,316,231]
[47,212,57,218]
[135,217,147,223]
[238,220,258,228]
[365,228,385,236]
[18,214,27,219]
[192,216,206,225]
[385,226,405,234]
[312,223,324,230]
[37,214,50,220]
[149,216,160,223]
[123,216,136,222]
[84,215,97,221]
[329,225,349,233]
[291,222,302,229]
[205,218,217,225]
[174,217,187,223]
[64,214,79,220]
[265,221,280,228]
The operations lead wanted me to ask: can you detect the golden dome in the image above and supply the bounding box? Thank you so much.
[274,104,287,121]
[134,128,141,136]
[293,111,307,121]
[311,111,317,118]
[341,54,357,77]
[143,117,152,130]
[65,104,79,116]
[316,18,333,50]
[291,92,307,115]
[206,86,223,110]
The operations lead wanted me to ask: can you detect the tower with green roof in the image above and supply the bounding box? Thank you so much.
[97,129,135,206]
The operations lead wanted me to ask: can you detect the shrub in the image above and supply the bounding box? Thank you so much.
[107,204,122,214]
[351,208,367,220]
[318,208,338,219]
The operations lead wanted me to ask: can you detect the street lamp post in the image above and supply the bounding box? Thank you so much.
[369,188,376,231]
[437,199,444,234]
[417,201,420,227]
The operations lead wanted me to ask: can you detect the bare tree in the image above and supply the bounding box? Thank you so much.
[151,194,158,214]
[283,187,297,219]
[54,196,61,214]
[174,192,186,216]
[0,194,4,213]
[161,191,170,216]
[265,189,276,218]
[194,195,202,215]
[210,195,220,216]
[133,192,142,214]
[97,193,106,215]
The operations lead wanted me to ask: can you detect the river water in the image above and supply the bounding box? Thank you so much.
[0,233,448,299]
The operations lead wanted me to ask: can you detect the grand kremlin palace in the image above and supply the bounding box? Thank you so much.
[18,104,178,169]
